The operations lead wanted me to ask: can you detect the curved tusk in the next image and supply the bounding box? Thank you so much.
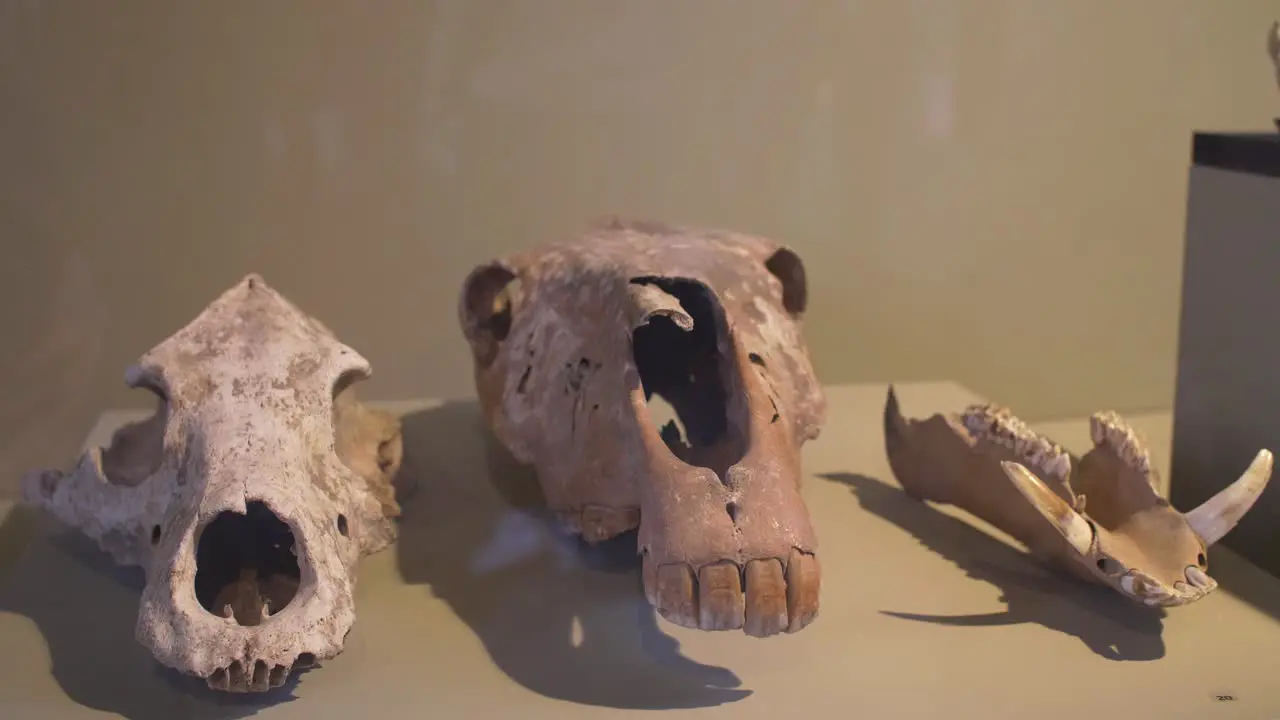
[1185,449,1274,546]
[1001,461,1093,555]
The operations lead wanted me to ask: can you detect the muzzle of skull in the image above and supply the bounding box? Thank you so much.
[136,432,362,693]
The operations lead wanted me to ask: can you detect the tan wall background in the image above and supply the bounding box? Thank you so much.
[1,0,1276,499]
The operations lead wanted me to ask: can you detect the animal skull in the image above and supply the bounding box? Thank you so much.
[20,274,404,692]
[883,386,1273,607]
[458,219,826,637]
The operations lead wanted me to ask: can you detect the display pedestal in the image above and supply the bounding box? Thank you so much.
[1171,132,1280,581]
[2,382,1279,719]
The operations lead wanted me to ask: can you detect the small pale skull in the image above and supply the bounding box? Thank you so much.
[458,219,826,637]
[21,274,404,692]
[884,386,1273,607]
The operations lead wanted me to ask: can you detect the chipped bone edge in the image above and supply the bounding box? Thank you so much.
[19,446,162,568]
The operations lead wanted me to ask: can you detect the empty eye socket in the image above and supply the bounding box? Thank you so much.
[1096,556,1125,576]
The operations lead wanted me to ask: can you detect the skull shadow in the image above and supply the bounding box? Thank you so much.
[0,488,308,720]
[393,399,751,710]
[820,472,1168,661]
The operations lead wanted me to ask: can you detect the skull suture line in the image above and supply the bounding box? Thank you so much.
[21,274,404,692]
[458,219,826,637]
[883,386,1273,607]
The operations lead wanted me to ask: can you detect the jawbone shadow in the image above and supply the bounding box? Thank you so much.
[820,472,1167,661]
[392,399,750,710]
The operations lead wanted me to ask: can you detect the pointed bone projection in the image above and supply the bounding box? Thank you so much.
[458,218,826,637]
[20,274,404,692]
[883,385,1272,608]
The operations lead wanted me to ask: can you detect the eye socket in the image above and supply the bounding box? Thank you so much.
[336,514,349,538]
[1197,552,1207,567]
[1096,556,1125,576]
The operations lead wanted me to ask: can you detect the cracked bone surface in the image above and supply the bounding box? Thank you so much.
[458,218,827,637]
[883,385,1273,608]
[19,274,404,693]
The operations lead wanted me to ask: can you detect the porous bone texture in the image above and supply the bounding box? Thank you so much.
[21,274,404,692]
[458,218,825,637]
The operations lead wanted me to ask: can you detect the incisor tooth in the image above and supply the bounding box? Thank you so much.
[1185,565,1213,589]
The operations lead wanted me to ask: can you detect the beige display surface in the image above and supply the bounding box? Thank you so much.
[1,381,1277,719]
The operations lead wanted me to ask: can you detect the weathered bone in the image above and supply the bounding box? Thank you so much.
[883,385,1272,608]
[1184,449,1274,546]
[20,274,403,692]
[627,280,695,331]
[458,219,826,637]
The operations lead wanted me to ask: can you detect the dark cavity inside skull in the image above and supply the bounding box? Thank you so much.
[458,219,826,637]
[21,274,404,692]
[195,500,302,625]
[632,276,740,470]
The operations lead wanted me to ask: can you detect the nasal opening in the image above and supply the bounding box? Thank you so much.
[194,501,302,626]
[630,277,747,480]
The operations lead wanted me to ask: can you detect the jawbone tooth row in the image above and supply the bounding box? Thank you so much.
[961,403,1071,482]
[1089,410,1153,476]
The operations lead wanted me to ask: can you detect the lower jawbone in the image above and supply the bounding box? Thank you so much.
[884,386,1273,610]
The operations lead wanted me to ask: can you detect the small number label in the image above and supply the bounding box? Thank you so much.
[1214,694,1236,702]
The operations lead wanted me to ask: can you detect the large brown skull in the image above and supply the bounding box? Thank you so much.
[458,219,826,637]
[884,386,1272,607]
[20,275,404,692]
